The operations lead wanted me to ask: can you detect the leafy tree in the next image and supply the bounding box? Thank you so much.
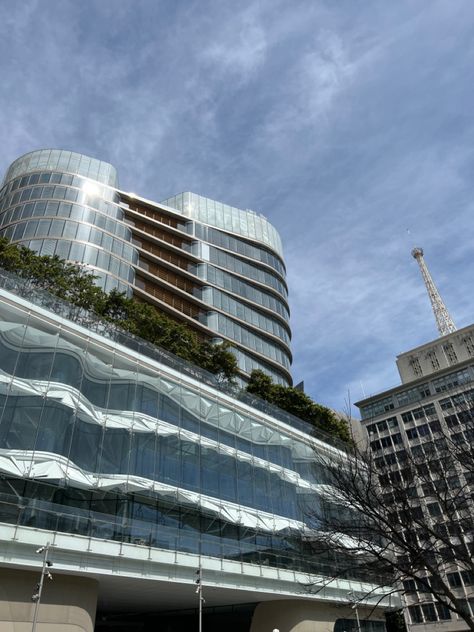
[246,369,351,442]
[197,340,239,384]
[0,238,238,382]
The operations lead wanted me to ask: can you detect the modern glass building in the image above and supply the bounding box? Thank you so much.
[0,150,292,385]
[0,269,394,631]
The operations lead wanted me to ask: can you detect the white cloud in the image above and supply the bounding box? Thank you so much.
[200,6,267,83]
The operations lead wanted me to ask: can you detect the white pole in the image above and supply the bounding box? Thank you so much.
[353,603,362,632]
[32,543,53,632]
[196,565,203,632]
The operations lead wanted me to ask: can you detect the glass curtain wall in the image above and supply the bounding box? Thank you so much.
[0,281,361,580]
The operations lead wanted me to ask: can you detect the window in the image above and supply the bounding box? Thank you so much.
[435,603,451,620]
[406,428,418,440]
[461,571,474,586]
[380,436,392,448]
[422,603,437,622]
[439,397,453,410]
[410,356,423,377]
[463,335,474,357]
[408,605,423,624]
[403,579,417,592]
[426,351,440,371]
[447,572,462,588]
[443,343,458,365]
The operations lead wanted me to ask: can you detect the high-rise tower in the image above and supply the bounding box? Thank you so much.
[0,150,292,385]
[411,247,456,337]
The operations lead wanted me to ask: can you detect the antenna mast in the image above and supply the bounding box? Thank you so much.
[411,247,456,337]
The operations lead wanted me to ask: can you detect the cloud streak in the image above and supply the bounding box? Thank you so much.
[1,0,474,413]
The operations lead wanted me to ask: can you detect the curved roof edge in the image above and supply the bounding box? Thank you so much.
[3,149,118,188]
[161,191,284,259]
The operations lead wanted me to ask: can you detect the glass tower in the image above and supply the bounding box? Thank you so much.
[0,150,292,385]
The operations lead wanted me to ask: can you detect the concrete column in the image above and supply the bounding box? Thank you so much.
[250,599,384,632]
[0,568,98,632]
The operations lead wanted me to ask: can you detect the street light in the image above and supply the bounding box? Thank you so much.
[31,543,53,632]
[347,590,362,632]
[195,566,205,632]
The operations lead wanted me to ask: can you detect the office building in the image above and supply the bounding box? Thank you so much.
[0,149,292,386]
[356,251,474,632]
[0,151,394,630]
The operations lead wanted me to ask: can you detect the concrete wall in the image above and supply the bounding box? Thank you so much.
[0,568,98,632]
[250,599,384,632]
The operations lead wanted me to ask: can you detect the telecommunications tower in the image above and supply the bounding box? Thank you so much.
[411,247,456,337]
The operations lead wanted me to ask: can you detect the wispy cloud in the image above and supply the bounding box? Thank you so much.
[1,0,474,413]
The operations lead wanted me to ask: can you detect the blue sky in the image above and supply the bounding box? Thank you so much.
[1,0,473,413]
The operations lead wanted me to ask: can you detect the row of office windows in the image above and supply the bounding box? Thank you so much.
[209,312,291,370]
[203,264,290,322]
[360,369,474,420]
[400,404,436,423]
[194,223,286,277]
[1,170,118,204]
[370,420,443,450]
[203,287,291,345]
[370,433,402,451]
[361,386,431,420]
[433,367,473,393]
[366,417,398,435]
[0,200,130,240]
[439,389,474,410]
[207,245,287,298]
[408,602,453,624]
[0,395,299,517]
[0,218,136,264]
[365,397,473,440]
[0,182,124,221]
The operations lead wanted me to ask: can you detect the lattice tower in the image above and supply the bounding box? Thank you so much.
[411,247,456,337]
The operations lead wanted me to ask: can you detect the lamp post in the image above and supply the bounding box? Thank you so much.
[31,543,53,632]
[195,566,205,632]
[347,590,362,632]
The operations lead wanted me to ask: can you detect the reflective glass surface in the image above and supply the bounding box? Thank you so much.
[201,287,291,345]
[207,245,287,298]
[162,192,284,258]
[206,312,291,370]
[3,150,118,188]
[194,223,286,277]
[203,264,290,322]
[0,171,138,291]
[0,276,366,579]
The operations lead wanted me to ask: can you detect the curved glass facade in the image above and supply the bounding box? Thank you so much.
[3,149,118,187]
[158,192,291,383]
[0,276,361,579]
[162,191,284,258]
[0,154,137,294]
[1,151,292,385]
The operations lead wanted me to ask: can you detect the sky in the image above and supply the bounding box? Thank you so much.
[1,0,474,414]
